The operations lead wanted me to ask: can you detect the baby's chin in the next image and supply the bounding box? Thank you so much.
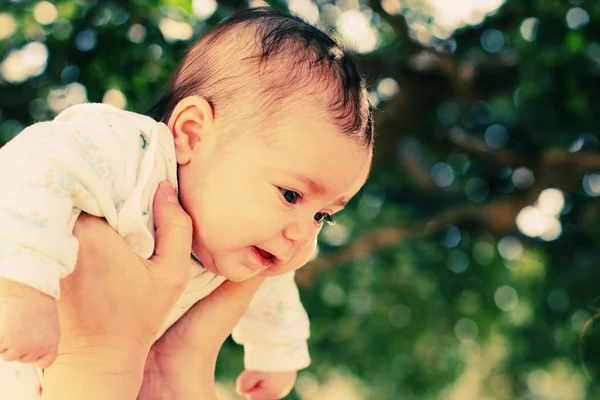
[258,265,295,277]
[205,260,262,282]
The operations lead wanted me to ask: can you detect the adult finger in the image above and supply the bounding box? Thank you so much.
[150,182,192,279]
[184,276,265,341]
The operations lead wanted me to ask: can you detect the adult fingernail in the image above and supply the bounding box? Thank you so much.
[160,182,178,203]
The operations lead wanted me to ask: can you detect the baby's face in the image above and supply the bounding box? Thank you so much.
[176,110,372,281]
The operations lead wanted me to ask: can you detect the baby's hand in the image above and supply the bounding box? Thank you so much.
[236,369,297,400]
[0,278,60,368]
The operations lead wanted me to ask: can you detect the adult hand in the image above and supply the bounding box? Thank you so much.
[42,182,192,400]
[138,277,265,400]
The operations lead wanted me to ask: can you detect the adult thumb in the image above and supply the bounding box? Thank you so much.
[150,181,192,275]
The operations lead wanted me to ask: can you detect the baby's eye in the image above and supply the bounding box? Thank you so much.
[314,212,336,225]
[280,188,301,204]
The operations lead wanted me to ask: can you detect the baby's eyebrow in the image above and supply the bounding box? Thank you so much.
[293,174,348,207]
[294,174,327,195]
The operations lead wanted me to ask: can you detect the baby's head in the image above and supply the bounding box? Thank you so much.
[150,7,374,281]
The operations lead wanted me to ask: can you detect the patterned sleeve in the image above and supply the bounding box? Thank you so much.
[231,271,311,372]
[0,105,142,298]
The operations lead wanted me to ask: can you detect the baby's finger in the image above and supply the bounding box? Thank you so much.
[1,348,19,362]
[33,346,58,369]
[236,370,262,395]
[243,387,273,400]
[150,182,192,281]
[17,352,35,363]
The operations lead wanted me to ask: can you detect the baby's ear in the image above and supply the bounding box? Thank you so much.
[167,96,215,165]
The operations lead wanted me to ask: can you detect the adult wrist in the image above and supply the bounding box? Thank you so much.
[55,334,151,368]
[42,335,150,399]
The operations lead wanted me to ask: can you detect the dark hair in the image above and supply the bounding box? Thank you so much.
[149,7,374,148]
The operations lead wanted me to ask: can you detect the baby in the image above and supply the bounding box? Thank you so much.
[0,7,374,399]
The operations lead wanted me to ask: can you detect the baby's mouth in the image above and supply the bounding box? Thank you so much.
[252,246,275,267]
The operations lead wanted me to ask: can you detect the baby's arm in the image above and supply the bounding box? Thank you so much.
[231,271,310,399]
[0,105,141,366]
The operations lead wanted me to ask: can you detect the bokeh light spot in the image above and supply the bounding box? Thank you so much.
[47,82,88,113]
[102,89,127,109]
[537,188,565,216]
[520,17,539,42]
[448,249,469,273]
[481,29,505,53]
[512,167,534,188]
[566,7,590,30]
[159,18,193,42]
[288,0,319,24]
[322,223,350,246]
[321,282,345,306]
[465,178,489,203]
[431,162,455,188]
[75,29,97,52]
[33,1,58,25]
[454,318,479,342]
[192,0,217,20]
[0,42,49,84]
[516,206,546,237]
[582,173,600,197]
[484,124,509,149]
[442,226,461,248]
[0,13,17,40]
[337,10,378,54]
[376,78,399,101]
[127,24,147,43]
[494,285,518,311]
[60,65,79,84]
[497,236,523,260]
[473,241,495,265]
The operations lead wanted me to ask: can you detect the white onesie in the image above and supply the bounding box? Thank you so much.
[0,103,310,398]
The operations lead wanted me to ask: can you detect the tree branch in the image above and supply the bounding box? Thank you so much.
[297,149,600,286]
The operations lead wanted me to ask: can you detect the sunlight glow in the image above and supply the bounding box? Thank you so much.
[322,223,350,246]
[497,236,523,260]
[427,0,506,38]
[33,1,58,25]
[566,7,590,30]
[102,89,127,109]
[537,188,565,216]
[0,42,48,84]
[47,82,88,113]
[516,189,564,241]
[494,285,518,311]
[192,0,217,20]
[377,78,400,100]
[159,18,193,42]
[337,10,378,53]
[288,0,320,24]
[520,17,539,42]
[0,13,17,40]
[582,173,600,197]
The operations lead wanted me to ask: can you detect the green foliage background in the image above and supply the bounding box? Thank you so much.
[1,0,600,398]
